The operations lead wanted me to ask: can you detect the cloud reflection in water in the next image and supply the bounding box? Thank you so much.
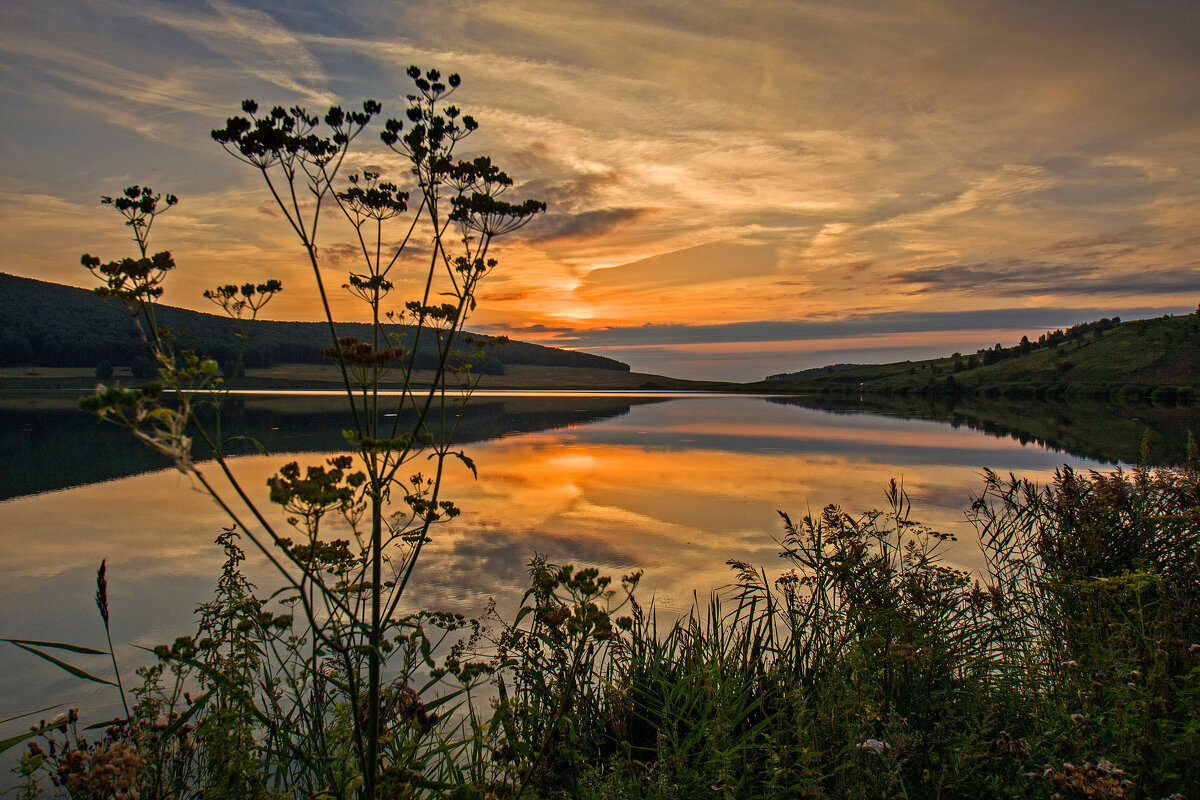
[0,397,1103,732]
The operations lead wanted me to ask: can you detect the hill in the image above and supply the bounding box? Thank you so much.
[766,362,864,381]
[752,312,1200,403]
[0,272,630,376]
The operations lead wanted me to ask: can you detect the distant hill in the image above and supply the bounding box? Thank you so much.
[0,273,630,375]
[751,312,1200,403]
[766,363,864,381]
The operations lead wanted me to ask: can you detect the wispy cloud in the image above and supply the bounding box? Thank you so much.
[890,261,1200,298]
[2,0,1198,377]
[122,0,336,107]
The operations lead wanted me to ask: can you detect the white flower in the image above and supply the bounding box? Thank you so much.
[857,738,889,755]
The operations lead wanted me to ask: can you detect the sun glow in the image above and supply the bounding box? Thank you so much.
[0,1,1196,378]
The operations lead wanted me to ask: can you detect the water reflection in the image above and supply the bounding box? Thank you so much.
[1,396,1105,624]
[774,394,1200,466]
[0,393,1119,751]
[0,393,669,500]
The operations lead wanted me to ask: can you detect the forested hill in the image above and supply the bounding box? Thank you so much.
[755,312,1200,402]
[0,273,629,374]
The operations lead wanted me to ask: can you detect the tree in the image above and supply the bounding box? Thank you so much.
[129,355,156,379]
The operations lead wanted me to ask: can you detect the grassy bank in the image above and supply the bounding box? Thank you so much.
[753,312,1200,403]
[8,466,1199,798]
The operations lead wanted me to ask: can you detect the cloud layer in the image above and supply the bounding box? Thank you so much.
[2,0,1197,379]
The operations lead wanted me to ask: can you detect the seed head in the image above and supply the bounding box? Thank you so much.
[95,560,109,626]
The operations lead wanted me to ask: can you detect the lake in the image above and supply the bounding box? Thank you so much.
[0,389,1178,761]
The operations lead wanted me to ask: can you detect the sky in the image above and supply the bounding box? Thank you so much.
[1,0,1197,381]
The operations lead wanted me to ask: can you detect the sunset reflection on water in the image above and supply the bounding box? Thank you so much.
[0,396,1103,731]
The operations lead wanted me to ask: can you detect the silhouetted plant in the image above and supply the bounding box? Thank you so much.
[67,66,542,798]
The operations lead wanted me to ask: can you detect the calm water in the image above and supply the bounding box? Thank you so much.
[0,390,1144,757]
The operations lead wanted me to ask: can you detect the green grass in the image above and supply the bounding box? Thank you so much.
[753,312,1200,401]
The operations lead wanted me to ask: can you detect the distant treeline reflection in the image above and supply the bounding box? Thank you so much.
[0,395,660,500]
[772,395,1200,466]
[7,393,1196,501]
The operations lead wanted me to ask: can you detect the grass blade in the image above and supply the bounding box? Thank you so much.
[0,704,61,726]
[6,641,116,686]
[2,638,108,656]
[0,725,55,755]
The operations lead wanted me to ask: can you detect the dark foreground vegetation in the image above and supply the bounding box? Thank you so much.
[7,465,1199,799]
[760,311,1200,403]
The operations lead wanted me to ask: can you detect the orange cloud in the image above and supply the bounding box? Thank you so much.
[1,0,1197,377]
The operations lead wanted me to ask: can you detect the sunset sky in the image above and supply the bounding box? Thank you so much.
[2,0,1197,380]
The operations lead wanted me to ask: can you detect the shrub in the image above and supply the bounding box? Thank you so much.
[129,355,156,379]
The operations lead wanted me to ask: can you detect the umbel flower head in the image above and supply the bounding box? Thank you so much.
[322,336,405,366]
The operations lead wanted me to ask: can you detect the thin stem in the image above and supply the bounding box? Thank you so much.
[102,613,130,721]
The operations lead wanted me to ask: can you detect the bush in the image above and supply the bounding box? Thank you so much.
[129,355,156,379]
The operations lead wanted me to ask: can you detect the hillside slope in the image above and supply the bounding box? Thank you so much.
[0,273,629,374]
[752,313,1200,402]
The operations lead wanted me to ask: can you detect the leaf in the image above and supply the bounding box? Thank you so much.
[83,717,128,731]
[421,687,465,712]
[0,704,61,726]
[419,630,433,667]
[4,641,116,686]
[164,689,213,737]
[0,724,56,755]
[453,450,477,479]
[2,638,109,656]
